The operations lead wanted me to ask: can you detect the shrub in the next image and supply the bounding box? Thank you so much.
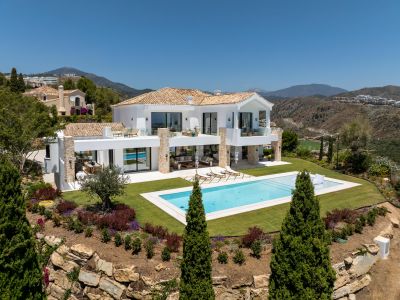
[66,267,80,282]
[367,210,377,226]
[354,219,363,234]
[52,214,61,227]
[145,238,155,259]
[296,147,312,158]
[38,205,46,216]
[368,157,391,177]
[114,232,123,247]
[166,233,181,252]
[37,218,45,231]
[101,228,111,243]
[344,151,371,173]
[124,235,132,250]
[375,206,388,216]
[323,208,357,229]
[84,227,93,238]
[344,224,354,236]
[282,130,298,153]
[56,200,77,215]
[128,220,140,231]
[233,249,245,265]
[28,182,58,200]
[339,227,348,240]
[217,252,228,264]
[359,214,366,226]
[78,206,136,231]
[250,240,262,259]
[161,247,171,261]
[132,238,142,255]
[65,217,75,231]
[43,209,52,220]
[31,203,39,214]
[73,219,84,234]
[242,226,265,248]
[144,223,169,239]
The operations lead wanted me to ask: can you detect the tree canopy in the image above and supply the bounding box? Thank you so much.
[340,118,371,152]
[179,179,214,299]
[0,159,45,298]
[63,78,76,90]
[269,171,335,299]
[77,76,97,103]
[9,67,19,93]
[282,130,299,152]
[0,88,59,172]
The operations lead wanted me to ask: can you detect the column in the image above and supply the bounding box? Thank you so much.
[158,128,170,173]
[218,128,230,167]
[247,145,259,164]
[271,128,283,161]
[64,136,75,183]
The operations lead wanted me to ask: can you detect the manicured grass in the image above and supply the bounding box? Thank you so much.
[63,157,384,236]
[299,139,320,151]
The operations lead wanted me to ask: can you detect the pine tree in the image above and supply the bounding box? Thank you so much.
[18,73,25,92]
[269,171,335,300]
[319,136,324,160]
[9,67,19,92]
[327,137,334,163]
[179,179,214,299]
[0,159,45,299]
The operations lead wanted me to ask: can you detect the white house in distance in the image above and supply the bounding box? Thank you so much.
[24,85,92,116]
[45,87,282,190]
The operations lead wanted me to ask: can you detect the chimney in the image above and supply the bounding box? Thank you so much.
[214,89,222,96]
[185,96,193,105]
[58,85,66,114]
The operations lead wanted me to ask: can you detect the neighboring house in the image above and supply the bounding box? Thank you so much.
[23,76,59,87]
[45,87,282,190]
[24,85,92,116]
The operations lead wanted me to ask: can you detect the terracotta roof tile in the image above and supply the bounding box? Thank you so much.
[64,123,125,137]
[24,86,59,96]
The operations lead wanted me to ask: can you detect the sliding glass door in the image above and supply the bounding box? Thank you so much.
[123,148,151,173]
[202,112,218,135]
[239,112,253,132]
[151,112,182,135]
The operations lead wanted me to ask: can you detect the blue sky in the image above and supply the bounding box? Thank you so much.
[0,0,399,91]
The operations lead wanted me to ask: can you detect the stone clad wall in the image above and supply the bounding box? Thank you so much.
[63,136,75,183]
[218,128,230,167]
[157,128,170,173]
[247,145,259,164]
[271,128,283,162]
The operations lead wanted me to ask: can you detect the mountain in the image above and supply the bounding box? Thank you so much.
[40,67,152,98]
[333,85,400,100]
[254,84,347,98]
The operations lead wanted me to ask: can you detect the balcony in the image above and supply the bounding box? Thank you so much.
[226,127,278,146]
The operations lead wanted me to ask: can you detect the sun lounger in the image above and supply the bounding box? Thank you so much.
[195,171,213,183]
[312,174,325,185]
[225,166,243,178]
[207,169,226,181]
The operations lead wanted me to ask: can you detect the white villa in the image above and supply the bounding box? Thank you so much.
[45,87,282,190]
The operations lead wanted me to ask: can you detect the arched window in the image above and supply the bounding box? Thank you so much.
[75,97,80,106]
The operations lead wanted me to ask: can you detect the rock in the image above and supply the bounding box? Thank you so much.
[52,270,72,290]
[333,262,346,271]
[349,253,377,278]
[212,275,227,285]
[334,273,351,290]
[79,269,101,287]
[114,266,139,283]
[349,294,356,300]
[155,263,166,272]
[56,244,70,256]
[44,235,62,247]
[253,274,269,289]
[50,251,65,269]
[67,295,79,300]
[36,232,44,239]
[379,224,394,239]
[99,277,126,299]
[70,244,94,259]
[333,285,351,299]
[84,287,103,300]
[63,260,80,273]
[167,291,179,300]
[66,251,88,265]
[348,274,371,294]
[250,288,269,299]
[50,283,66,299]
[344,257,353,267]
[337,297,348,300]
[71,281,82,294]
[231,277,253,289]
[141,276,155,287]
[389,216,399,228]
[47,296,58,300]
[127,280,147,295]
[363,244,379,255]
[96,258,113,277]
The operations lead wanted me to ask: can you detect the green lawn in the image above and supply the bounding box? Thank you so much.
[299,139,320,151]
[63,157,384,236]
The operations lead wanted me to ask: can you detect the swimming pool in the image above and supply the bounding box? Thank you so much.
[142,171,360,224]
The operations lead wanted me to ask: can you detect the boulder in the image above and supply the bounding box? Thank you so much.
[349,254,377,278]
[97,259,113,277]
[333,262,346,272]
[379,224,394,239]
[36,232,44,240]
[70,244,94,259]
[79,269,101,287]
[114,266,139,283]
[141,276,155,287]
[363,244,379,255]
[50,283,66,299]
[334,273,351,290]
[52,270,72,290]
[253,274,269,289]
[56,244,70,256]
[44,235,62,247]
[349,294,356,300]
[63,260,80,273]
[155,263,166,272]
[348,274,371,294]
[50,252,65,269]
[212,275,227,285]
[250,288,269,299]
[344,257,353,267]
[167,291,179,300]
[99,277,126,299]
[84,287,103,300]
[389,216,399,228]
[333,285,351,299]
[65,251,88,265]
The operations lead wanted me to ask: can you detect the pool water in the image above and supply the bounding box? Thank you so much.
[160,174,341,214]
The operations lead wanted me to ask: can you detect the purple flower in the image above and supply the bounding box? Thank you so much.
[62,209,73,217]
[128,220,140,231]
[213,235,225,242]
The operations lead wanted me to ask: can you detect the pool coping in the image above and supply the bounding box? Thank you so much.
[141,171,361,224]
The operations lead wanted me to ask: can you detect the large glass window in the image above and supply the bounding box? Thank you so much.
[202,112,218,135]
[239,112,253,132]
[123,148,151,173]
[259,111,267,127]
[151,112,182,135]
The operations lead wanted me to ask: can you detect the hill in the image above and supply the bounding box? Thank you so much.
[40,67,152,98]
[256,84,347,98]
[334,85,400,100]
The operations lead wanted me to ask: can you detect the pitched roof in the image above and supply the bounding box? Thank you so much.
[113,87,257,107]
[63,122,125,137]
[24,86,59,96]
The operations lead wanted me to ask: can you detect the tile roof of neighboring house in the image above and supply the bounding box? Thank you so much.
[63,123,125,137]
[113,87,257,107]
[24,86,59,96]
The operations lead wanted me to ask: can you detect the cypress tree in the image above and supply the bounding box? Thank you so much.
[269,171,335,300]
[0,159,45,299]
[327,137,334,163]
[9,67,19,92]
[18,73,25,92]
[179,179,214,299]
[318,136,324,160]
